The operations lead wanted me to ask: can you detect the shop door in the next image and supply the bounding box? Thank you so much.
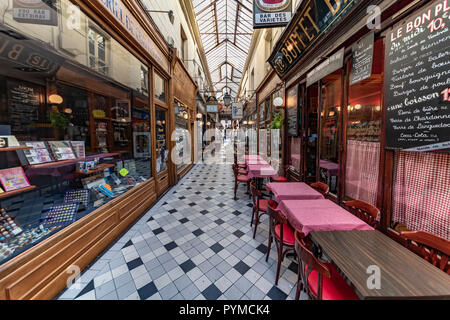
[155,107,169,195]
[304,84,319,183]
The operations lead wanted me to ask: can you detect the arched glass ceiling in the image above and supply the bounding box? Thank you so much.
[192,0,253,101]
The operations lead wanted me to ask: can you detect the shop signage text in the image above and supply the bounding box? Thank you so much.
[268,0,361,77]
[384,0,450,152]
[253,0,293,29]
[13,0,58,26]
[97,0,169,73]
[306,48,344,86]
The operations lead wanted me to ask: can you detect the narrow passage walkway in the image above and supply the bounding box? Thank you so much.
[58,144,305,300]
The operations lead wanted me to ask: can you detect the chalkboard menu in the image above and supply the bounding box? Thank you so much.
[350,32,374,85]
[7,81,41,135]
[287,85,299,136]
[385,0,450,152]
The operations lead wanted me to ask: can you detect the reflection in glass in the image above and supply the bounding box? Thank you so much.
[319,71,342,195]
[305,84,318,182]
[154,73,166,102]
[156,109,168,173]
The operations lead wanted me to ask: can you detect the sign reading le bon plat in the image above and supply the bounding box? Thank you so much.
[268,0,361,77]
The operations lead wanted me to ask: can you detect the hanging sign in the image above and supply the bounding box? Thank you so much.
[306,48,344,87]
[253,0,293,29]
[232,103,243,120]
[13,0,58,26]
[384,0,450,152]
[350,32,374,85]
[268,0,361,78]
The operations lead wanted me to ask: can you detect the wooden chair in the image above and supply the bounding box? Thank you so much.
[294,231,360,300]
[250,182,271,239]
[271,165,290,182]
[266,200,295,285]
[344,200,381,230]
[310,182,330,197]
[234,153,247,170]
[233,164,250,200]
[400,231,450,275]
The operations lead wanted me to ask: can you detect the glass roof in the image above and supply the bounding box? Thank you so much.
[192,0,253,101]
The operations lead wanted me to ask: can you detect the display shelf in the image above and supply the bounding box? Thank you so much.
[0,146,33,152]
[77,163,115,175]
[0,185,37,199]
[24,158,85,169]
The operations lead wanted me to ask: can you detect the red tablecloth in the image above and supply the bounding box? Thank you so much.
[277,199,373,236]
[247,164,278,179]
[266,182,324,202]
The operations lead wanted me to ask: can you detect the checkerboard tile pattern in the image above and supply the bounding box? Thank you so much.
[57,143,307,300]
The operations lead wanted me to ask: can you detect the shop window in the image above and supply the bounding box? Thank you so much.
[132,99,152,179]
[319,71,342,196]
[345,39,384,205]
[88,27,108,75]
[392,152,450,240]
[305,84,318,182]
[156,108,168,173]
[174,100,190,171]
[154,73,166,103]
[140,67,149,96]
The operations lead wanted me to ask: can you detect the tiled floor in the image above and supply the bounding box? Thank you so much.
[57,142,307,300]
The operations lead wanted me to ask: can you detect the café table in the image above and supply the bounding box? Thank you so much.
[247,163,278,190]
[266,182,324,202]
[310,230,450,300]
[277,199,373,236]
[244,155,268,165]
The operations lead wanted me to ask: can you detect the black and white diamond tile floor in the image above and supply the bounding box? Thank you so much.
[57,145,307,300]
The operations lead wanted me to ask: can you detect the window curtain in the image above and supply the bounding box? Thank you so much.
[392,151,450,240]
[290,137,301,172]
[345,140,380,205]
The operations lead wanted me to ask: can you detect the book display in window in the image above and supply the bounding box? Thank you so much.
[47,141,77,161]
[70,141,86,158]
[20,141,54,165]
[0,167,31,192]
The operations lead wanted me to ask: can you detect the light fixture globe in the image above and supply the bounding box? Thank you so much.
[223,92,232,107]
[273,97,283,107]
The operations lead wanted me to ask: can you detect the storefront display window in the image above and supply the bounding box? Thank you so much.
[154,73,166,103]
[156,109,168,173]
[305,85,318,182]
[174,100,190,171]
[319,71,342,196]
[0,2,153,266]
[345,39,383,205]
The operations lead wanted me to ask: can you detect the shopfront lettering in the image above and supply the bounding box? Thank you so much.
[269,0,361,77]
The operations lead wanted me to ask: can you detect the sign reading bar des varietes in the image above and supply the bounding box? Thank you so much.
[268,0,361,78]
[253,0,293,29]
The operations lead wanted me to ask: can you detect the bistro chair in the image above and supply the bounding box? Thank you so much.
[310,182,330,197]
[234,153,247,170]
[266,200,295,285]
[270,165,290,182]
[343,200,381,230]
[250,182,271,239]
[294,231,360,300]
[400,231,450,275]
[233,164,251,200]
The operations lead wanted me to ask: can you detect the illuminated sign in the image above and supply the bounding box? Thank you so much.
[268,0,361,77]
[253,0,292,29]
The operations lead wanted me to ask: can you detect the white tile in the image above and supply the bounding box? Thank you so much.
[93,271,113,288]
[154,274,171,290]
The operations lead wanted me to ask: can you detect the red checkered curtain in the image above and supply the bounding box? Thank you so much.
[345,140,380,205]
[392,151,450,240]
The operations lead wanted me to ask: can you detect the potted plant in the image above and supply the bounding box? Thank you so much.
[269,113,284,129]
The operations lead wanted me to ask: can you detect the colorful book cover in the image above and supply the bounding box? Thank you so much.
[0,167,31,192]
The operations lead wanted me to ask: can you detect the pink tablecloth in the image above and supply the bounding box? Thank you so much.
[247,164,278,179]
[277,199,373,236]
[266,182,324,202]
[319,160,339,177]
[244,155,268,165]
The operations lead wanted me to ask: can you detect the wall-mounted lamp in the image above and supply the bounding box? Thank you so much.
[273,97,283,107]
[49,94,63,105]
[146,10,174,24]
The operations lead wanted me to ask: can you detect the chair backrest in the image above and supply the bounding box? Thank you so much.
[250,182,261,207]
[310,182,330,196]
[400,231,450,275]
[294,231,331,300]
[344,200,381,230]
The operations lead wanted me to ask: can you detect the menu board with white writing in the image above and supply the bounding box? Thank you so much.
[385,0,450,152]
[350,32,374,85]
[7,81,40,135]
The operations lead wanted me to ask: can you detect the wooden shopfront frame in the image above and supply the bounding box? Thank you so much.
[273,0,435,236]
[0,0,173,299]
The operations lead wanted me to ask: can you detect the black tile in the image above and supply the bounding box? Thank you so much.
[209,187,215,190]
[256,244,268,254]
[164,241,178,251]
[162,202,168,206]
[193,229,204,236]
[200,209,209,215]
[122,240,133,249]
[147,216,154,222]
[178,196,186,200]
[247,203,253,208]
[153,227,164,235]
[267,286,288,300]
[217,203,225,208]
[180,259,196,273]
[210,243,224,254]
[215,219,225,225]
[205,197,212,201]
[168,209,177,214]
[179,218,189,224]
[288,261,299,274]
[138,282,158,300]
[232,210,242,216]
[234,261,250,275]
[188,202,197,207]
[195,192,201,195]
[202,284,222,300]
[75,279,94,298]
[233,230,245,238]
[220,192,226,195]
[127,258,143,271]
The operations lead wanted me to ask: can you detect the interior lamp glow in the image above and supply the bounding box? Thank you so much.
[49,94,63,105]
[197,113,203,119]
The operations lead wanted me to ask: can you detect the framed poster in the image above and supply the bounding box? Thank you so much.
[22,141,54,165]
[0,167,31,192]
